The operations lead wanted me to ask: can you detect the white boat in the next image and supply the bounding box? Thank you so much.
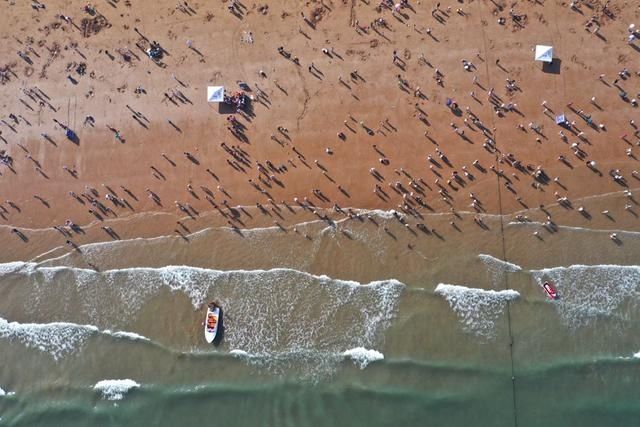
[204,303,220,344]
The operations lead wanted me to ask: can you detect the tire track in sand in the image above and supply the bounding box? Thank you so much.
[349,0,356,27]
[294,66,311,130]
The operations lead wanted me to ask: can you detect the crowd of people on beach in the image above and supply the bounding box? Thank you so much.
[0,0,639,255]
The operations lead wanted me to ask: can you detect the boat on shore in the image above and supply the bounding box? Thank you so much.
[542,281,558,300]
[204,302,221,344]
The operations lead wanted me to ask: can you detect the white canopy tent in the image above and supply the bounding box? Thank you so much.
[207,86,225,103]
[534,45,554,63]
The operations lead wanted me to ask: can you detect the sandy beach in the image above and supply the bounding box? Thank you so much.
[0,0,638,263]
[1,0,640,426]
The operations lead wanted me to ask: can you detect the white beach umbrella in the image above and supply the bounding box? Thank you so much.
[207,86,224,102]
[534,45,553,63]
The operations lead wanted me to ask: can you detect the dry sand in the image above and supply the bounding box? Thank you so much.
[0,0,639,262]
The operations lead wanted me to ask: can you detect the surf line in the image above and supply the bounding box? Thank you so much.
[476,5,519,425]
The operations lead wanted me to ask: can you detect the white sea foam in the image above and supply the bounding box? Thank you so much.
[530,264,640,329]
[27,213,333,267]
[0,261,31,275]
[507,220,640,237]
[634,351,640,359]
[230,349,250,358]
[342,347,384,369]
[0,385,15,397]
[0,386,15,398]
[93,379,140,400]
[475,254,640,329]
[230,347,384,371]
[435,284,519,339]
[0,317,150,361]
[353,208,403,220]
[0,265,404,378]
[479,255,522,272]
[221,272,403,378]
[0,318,98,361]
[478,254,522,286]
[0,387,16,398]
[103,330,150,342]
[9,262,401,317]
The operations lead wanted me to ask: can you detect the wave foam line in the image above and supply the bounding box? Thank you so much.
[0,265,404,378]
[230,346,384,370]
[509,187,640,217]
[0,317,151,361]
[478,254,523,287]
[530,264,640,329]
[4,207,399,264]
[93,379,140,400]
[0,262,32,275]
[435,284,519,299]
[507,221,640,237]
[342,347,384,369]
[102,330,150,342]
[435,283,519,339]
[0,263,403,310]
[479,253,640,329]
[15,206,506,266]
[478,254,522,273]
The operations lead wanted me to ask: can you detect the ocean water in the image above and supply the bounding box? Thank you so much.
[1,210,640,426]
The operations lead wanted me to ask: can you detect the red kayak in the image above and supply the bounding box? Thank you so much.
[542,281,558,300]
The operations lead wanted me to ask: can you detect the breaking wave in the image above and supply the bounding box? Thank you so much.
[478,254,522,286]
[531,264,640,329]
[435,284,519,339]
[93,379,140,400]
[0,317,150,361]
[342,347,385,369]
[0,265,403,378]
[476,255,640,330]
[230,346,384,372]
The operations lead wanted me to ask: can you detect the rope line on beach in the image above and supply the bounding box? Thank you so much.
[476,3,519,426]
[498,188,519,427]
